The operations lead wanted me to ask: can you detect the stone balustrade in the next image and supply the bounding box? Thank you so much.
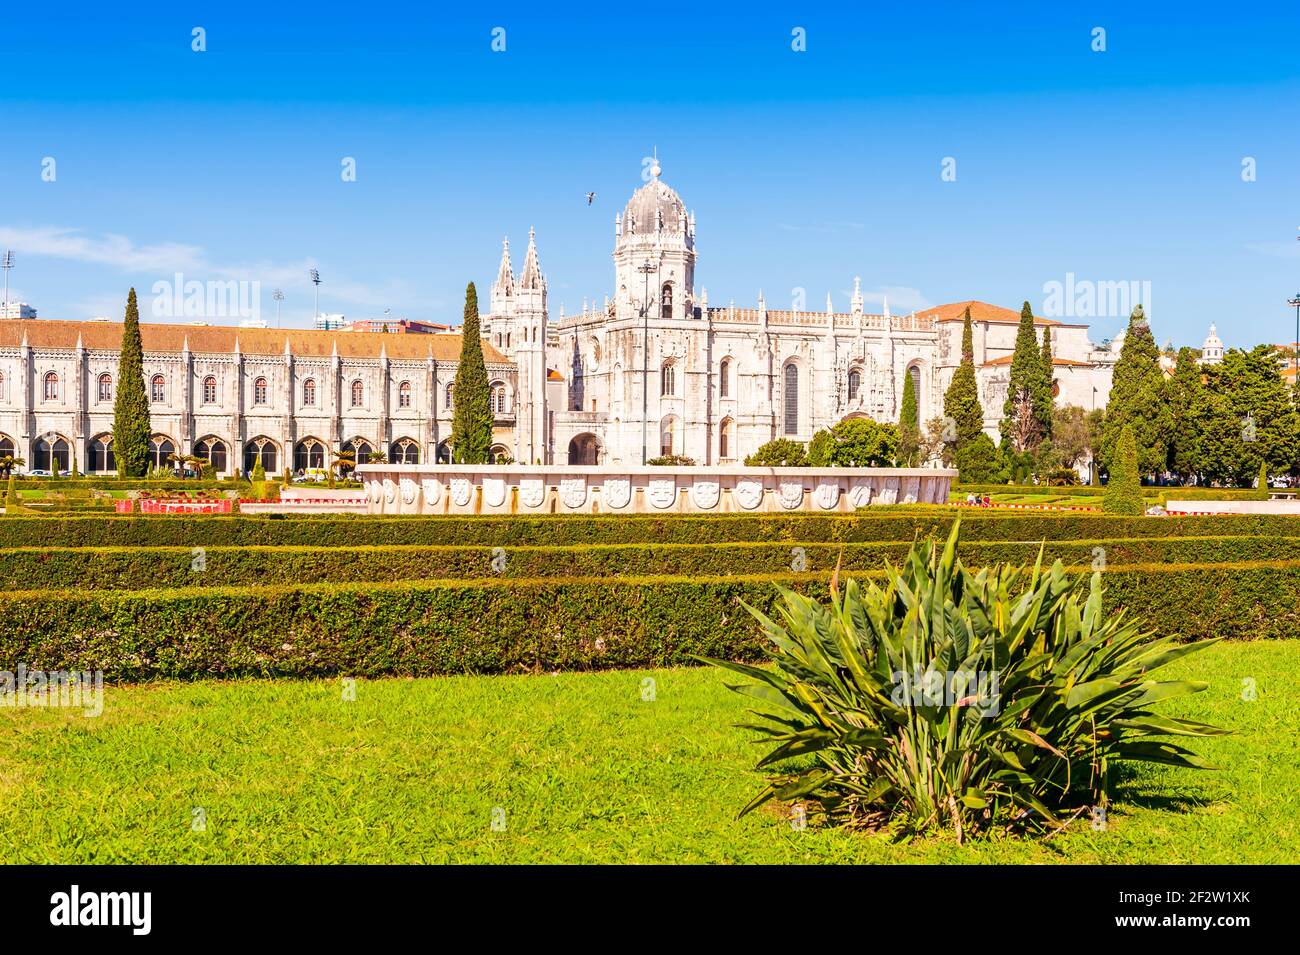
[355,464,957,515]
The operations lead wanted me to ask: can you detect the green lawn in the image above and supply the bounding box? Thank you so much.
[1,641,1294,864]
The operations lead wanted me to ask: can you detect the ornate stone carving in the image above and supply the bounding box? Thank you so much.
[813,481,840,510]
[421,478,442,506]
[734,478,764,510]
[483,476,506,507]
[450,477,472,507]
[647,478,677,509]
[848,480,872,509]
[560,477,587,508]
[383,477,397,505]
[400,477,418,506]
[603,476,632,509]
[519,478,546,508]
[690,479,720,510]
[777,479,804,510]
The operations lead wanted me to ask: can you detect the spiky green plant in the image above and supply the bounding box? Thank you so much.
[705,524,1226,840]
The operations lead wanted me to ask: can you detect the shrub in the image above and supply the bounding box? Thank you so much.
[744,439,808,467]
[807,419,897,467]
[953,433,1000,483]
[1256,461,1270,501]
[1103,425,1144,515]
[647,454,696,466]
[706,525,1226,838]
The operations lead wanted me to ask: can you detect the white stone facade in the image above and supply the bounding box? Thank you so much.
[488,161,1119,466]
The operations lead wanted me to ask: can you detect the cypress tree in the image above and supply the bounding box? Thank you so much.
[1103,424,1144,515]
[1256,460,1270,500]
[898,369,919,464]
[1001,301,1049,453]
[1101,305,1170,475]
[943,307,984,446]
[1038,327,1054,442]
[450,282,493,464]
[112,288,152,477]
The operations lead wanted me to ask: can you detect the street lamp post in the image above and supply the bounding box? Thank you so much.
[638,260,656,464]
[309,269,322,326]
[1289,293,1300,390]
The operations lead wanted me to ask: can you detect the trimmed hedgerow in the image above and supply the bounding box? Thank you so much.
[3,512,1300,548]
[7,536,1300,590]
[1,561,1297,679]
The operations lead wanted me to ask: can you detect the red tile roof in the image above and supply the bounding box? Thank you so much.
[981,354,1092,368]
[919,301,1067,327]
[0,319,508,363]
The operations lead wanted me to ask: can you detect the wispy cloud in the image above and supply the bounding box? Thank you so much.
[0,225,403,310]
[777,221,866,234]
[1244,239,1300,260]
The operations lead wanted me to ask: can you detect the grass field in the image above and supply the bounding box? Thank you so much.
[2,640,1293,864]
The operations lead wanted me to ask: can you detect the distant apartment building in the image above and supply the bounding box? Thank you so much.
[1,302,38,320]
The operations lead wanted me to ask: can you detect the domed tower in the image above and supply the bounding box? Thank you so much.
[613,156,696,321]
[1200,324,1224,365]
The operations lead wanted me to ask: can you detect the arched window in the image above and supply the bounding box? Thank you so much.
[194,437,227,474]
[96,373,112,402]
[0,435,13,460]
[436,440,452,464]
[907,364,922,421]
[148,434,176,470]
[719,358,732,398]
[44,372,59,401]
[390,437,420,464]
[340,437,373,471]
[444,383,454,410]
[489,381,509,415]
[89,434,116,473]
[151,375,166,403]
[783,363,799,435]
[720,417,734,460]
[294,437,326,472]
[398,381,411,408]
[202,376,217,404]
[302,378,316,407]
[34,435,70,473]
[661,282,673,319]
[244,437,278,473]
[661,360,676,397]
[659,416,677,457]
[253,377,268,405]
[351,380,364,407]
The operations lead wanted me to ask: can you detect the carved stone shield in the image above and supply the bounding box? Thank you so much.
[603,477,631,509]
[450,477,472,507]
[813,481,840,510]
[690,479,720,510]
[777,480,804,510]
[483,476,507,507]
[647,478,677,509]
[734,479,764,510]
[519,478,546,508]
[560,477,587,509]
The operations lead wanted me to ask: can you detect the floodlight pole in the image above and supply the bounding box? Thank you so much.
[1,251,13,318]
[309,269,322,326]
[273,288,284,328]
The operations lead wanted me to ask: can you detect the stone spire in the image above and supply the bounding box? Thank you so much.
[494,236,514,293]
[519,227,544,290]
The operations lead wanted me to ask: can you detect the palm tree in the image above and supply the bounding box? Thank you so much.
[0,455,25,478]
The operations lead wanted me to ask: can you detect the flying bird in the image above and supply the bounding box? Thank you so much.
[585,192,596,205]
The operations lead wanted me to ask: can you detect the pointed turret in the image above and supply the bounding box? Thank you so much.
[519,227,544,290]
[493,237,514,294]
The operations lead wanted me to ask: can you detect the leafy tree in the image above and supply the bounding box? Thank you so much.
[1103,424,1144,515]
[1195,346,1300,485]
[897,370,919,465]
[943,307,984,448]
[953,432,1001,483]
[1048,404,1090,470]
[1001,302,1051,453]
[112,288,152,477]
[744,438,808,467]
[1165,347,1203,481]
[807,419,898,467]
[450,282,493,464]
[1101,306,1170,474]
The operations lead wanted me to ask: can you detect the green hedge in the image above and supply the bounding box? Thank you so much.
[955,483,1268,500]
[7,536,1300,590]
[4,512,1300,548]
[1,561,1295,679]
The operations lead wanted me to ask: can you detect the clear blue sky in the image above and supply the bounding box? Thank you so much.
[2,0,1298,348]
